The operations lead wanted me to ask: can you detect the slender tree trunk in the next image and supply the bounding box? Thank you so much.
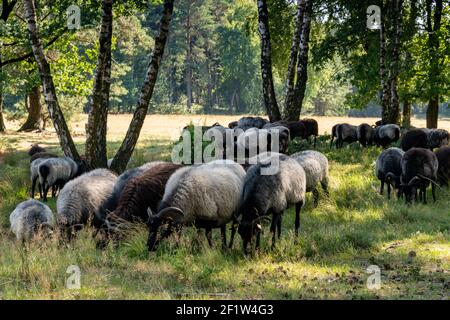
[85,0,113,169]
[388,0,403,125]
[425,0,442,129]
[402,98,411,128]
[19,86,42,131]
[380,2,390,124]
[24,0,80,160]
[284,0,305,117]
[186,0,193,111]
[0,90,6,133]
[110,0,174,173]
[287,0,312,121]
[257,0,281,122]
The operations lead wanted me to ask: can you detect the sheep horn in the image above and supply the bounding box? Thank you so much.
[385,172,397,182]
[417,175,441,189]
[407,176,421,186]
[158,207,184,223]
[147,207,154,218]
[252,215,271,225]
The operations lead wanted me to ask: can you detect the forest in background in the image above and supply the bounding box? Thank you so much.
[2,0,447,127]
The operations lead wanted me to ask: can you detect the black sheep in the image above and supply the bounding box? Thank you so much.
[299,118,319,147]
[435,146,450,186]
[357,123,374,147]
[400,129,428,151]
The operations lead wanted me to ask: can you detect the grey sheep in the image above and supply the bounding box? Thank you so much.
[291,150,329,206]
[10,199,54,241]
[375,147,404,199]
[30,157,47,199]
[147,160,246,251]
[237,153,306,253]
[428,129,450,150]
[335,123,358,148]
[56,169,117,236]
[237,116,268,130]
[374,124,400,148]
[400,148,438,204]
[38,157,85,201]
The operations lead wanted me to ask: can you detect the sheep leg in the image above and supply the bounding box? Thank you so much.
[205,227,213,248]
[43,185,50,202]
[270,213,277,249]
[277,213,282,239]
[31,177,37,198]
[295,201,303,238]
[229,223,237,249]
[220,225,227,250]
[387,182,391,200]
[321,181,329,197]
[380,181,384,195]
[314,136,317,148]
[422,184,427,204]
[313,188,319,207]
[432,183,436,202]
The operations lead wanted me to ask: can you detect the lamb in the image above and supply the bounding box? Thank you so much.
[236,153,306,253]
[373,124,400,148]
[428,129,450,150]
[357,123,375,147]
[56,169,117,235]
[97,161,165,220]
[146,160,246,251]
[335,123,358,148]
[28,144,46,156]
[291,150,329,206]
[435,146,450,186]
[38,157,84,201]
[400,128,429,151]
[9,199,54,241]
[299,118,319,147]
[400,148,439,204]
[375,147,404,199]
[105,162,182,230]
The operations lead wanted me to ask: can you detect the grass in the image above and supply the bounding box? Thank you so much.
[0,115,449,299]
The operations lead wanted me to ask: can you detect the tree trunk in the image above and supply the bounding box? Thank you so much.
[426,95,439,129]
[425,0,442,129]
[388,0,403,125]
[85,0,113,169]
[24,0,80,160]
[19,86,42,131]
[287,0,312,121]
[257,0,281,122]
[0,90,6,133]
[110,0,174,174]
[284,0,305,116]
[380,2,390,124]
[402,98,411,128]
[186,0,193,111]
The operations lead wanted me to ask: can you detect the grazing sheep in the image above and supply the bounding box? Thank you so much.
[236,127,290,156]
[375,147,404,199]
[335,123,358,148]
[237,116,268,130]
[237,153,306,253]
[264,120,306,141]
[374,124,401,148]
[400,128,428,151]
[299,118,319,147]
[428,129,450,150]
[147,160,246,251]
[30,158,48,199]
[435,146,450,186]
[357,123,375,147]
[400,148,438,204]
[228,121,238,129]
[56,169,117,235]
[28,144,46,157]
[291,150,329,206]
[98,161,165,220]
[10,199,54,241]
[38,157,83,201]
[105,163,182,229]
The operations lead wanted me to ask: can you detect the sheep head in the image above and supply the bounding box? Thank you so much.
[146,207,184,251]
[401,176,422,204]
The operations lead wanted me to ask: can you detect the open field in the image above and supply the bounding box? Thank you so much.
[0,115,449,299]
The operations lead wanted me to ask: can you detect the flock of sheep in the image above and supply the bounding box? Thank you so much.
[8,116,450,254]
